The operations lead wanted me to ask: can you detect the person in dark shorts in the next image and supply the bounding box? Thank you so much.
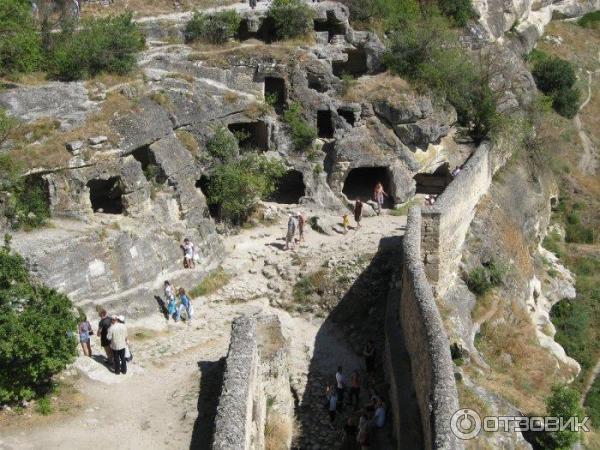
[98,308,113,363]
[354,199,363,229]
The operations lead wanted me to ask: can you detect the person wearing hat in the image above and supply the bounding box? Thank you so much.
[107,315,129,375]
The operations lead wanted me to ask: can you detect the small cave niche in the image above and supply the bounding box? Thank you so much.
[236,17,277,43]
[196,176,220,219]
[322,141,336,177]
[337,108,356,126]
[227,121,269,152]
[264,76,286,110]
[87,177,124,214]
[307,73,328,93]
[317,110,334,138]
[342,167,393,207]
[131,146,165,183]
[413,163,452,195]
[270,170,305,204]
[236,19,253,41]
[313,11,346,42]
[332,47,368,78]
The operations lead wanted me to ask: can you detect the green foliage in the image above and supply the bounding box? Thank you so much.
[36,396,53,415]
[341,0,419,27]
[204,154,286,224]
[578,11,600,29]
[0,243,78,403]
[0,0,42,76]
[0,155,50,230]
[185,10,241,44]
[384,15,499,141]
[437,0,476,26]
[531,55,580,119]
[585,375,600,430]
[267,0,313,40]
[206,126,239,162]
[538,385,583,449]
[0,108,16,145]
[46,14,145,81]
[465,259,506,296]
[189,267,231,297]
[283,102,317,151]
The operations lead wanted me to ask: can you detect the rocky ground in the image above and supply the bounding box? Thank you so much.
[0,205,407,450]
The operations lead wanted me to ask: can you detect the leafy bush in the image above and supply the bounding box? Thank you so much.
[204,154,286,223]
[207,126,239,162]
[551,86,580,119]
[437,0,476,26]
[578,10,600,29]
[565,223,595,244]
[268,0,313,40]
[47,13,145,81]
[465,260,506,296]
[0,156,50,230]
[585,374,600,429]
[185,10,241,44]
[0,243,78,403]
[532,385,583,449]
[283,102,317,151]
[341,0,419,27]
[0,0,42,76]
[531,55,580,119]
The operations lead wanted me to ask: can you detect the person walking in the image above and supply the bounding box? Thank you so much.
[335,366,346,410]
[349,370,360,408]
[180,238,195,269]
[354,199,363,229]
[297,212,305,244]
[107,315,129,375]
[285,214,297,251]
[373,182,388,215]
[363,339,375,376]
[164,281,178,321]
[78,316,93,357]
[342,213,350,234]
[357,413,371,449]
[178,287,193,322]
[327,387,338,430]
[97,309,113,363]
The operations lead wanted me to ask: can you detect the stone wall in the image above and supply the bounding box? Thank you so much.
[388,208,462,450]
[421,142,494,297]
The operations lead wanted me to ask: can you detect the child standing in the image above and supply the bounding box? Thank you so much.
[178,287,193,322]
[342,214,350,234]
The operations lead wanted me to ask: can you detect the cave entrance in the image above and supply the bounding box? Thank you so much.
[307,73,327,93]
[264,76,286,110]
[227,121,269,151]
[196,176,220,219]
[317,110,334,138]
[337,108,356,126]
[342,167,393,207]
[236,19,252,41]
[270,170,305,204]
[332,47,368,78]
[413,164,452,195]
[313,11,346,42]
[131,145,164,182]
[87,177,124,214]
[236,17,277,43]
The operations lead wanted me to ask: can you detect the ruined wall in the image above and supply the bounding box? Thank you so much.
[421,142,494,297]
[387,208,462,450]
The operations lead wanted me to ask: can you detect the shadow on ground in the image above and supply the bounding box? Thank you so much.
[189,358,225,450]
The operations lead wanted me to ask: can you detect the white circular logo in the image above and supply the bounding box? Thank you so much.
[450,408,482,440]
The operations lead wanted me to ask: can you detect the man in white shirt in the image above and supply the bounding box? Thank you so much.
[107,315,129,375]
[335,366,345,410]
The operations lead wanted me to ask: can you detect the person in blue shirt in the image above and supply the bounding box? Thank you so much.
[177,287,193,322]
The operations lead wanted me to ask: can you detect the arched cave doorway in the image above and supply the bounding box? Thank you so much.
[342,167,393,207]
[228,121,269,152]
[413,163,452,195]
[87,177,124,214]
[270,170,305,204]
[196,176,220,219]
[332,47,368,78]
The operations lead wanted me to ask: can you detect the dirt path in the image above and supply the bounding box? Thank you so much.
[0,206,408,450]
[576,53,600,176]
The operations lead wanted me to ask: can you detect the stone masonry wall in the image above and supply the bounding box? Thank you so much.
[421,142,493,297]
[392,208,462,450]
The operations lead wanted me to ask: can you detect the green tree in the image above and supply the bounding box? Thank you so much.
[437,0,476,27]
[185,10,241,44]
[552,87,580,119]
[206,126,239,162]
[283,102,317,151]
[205,154,286,224]
[0,243,78,403]
[532,57,577,94]
[543,385,583,449]
[268,0,313,40]
[0,0,43,75]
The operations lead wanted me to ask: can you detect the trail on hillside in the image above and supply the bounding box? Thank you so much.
[576,52,599,176]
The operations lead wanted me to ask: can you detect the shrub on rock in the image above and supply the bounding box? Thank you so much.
[185,10,241,44]
[437,0,476,27]
[531,54,580,119]
[207,126,239,162]
[0,0,42,76]
[268,0,313,40]
[0,241,78,403]
[283,103,317,151]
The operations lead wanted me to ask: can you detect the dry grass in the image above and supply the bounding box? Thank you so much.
[495,209,535,279]
[343,72,412,103]
[10,92,137,169]
[189,267,231,298]
[223,91,240,104]
[80,0,237,19]
[537,21,600,73]
[265,413,292,450]
[175,129,201,156]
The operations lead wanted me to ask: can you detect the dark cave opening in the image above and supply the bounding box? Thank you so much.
[227,121,269,151]
[317,110,334,138]
[337,108,356,126]
[131,145,165,182]
[196,176,220,219]
[332,47,368,78]
[342,167,393,207]
[264,76,286,110]
[87,177,124,214]
[270,170,305,204]
[313,11,346,42]
[413,163,452,195]
[307,73,328,93]
[236,17,277,43]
